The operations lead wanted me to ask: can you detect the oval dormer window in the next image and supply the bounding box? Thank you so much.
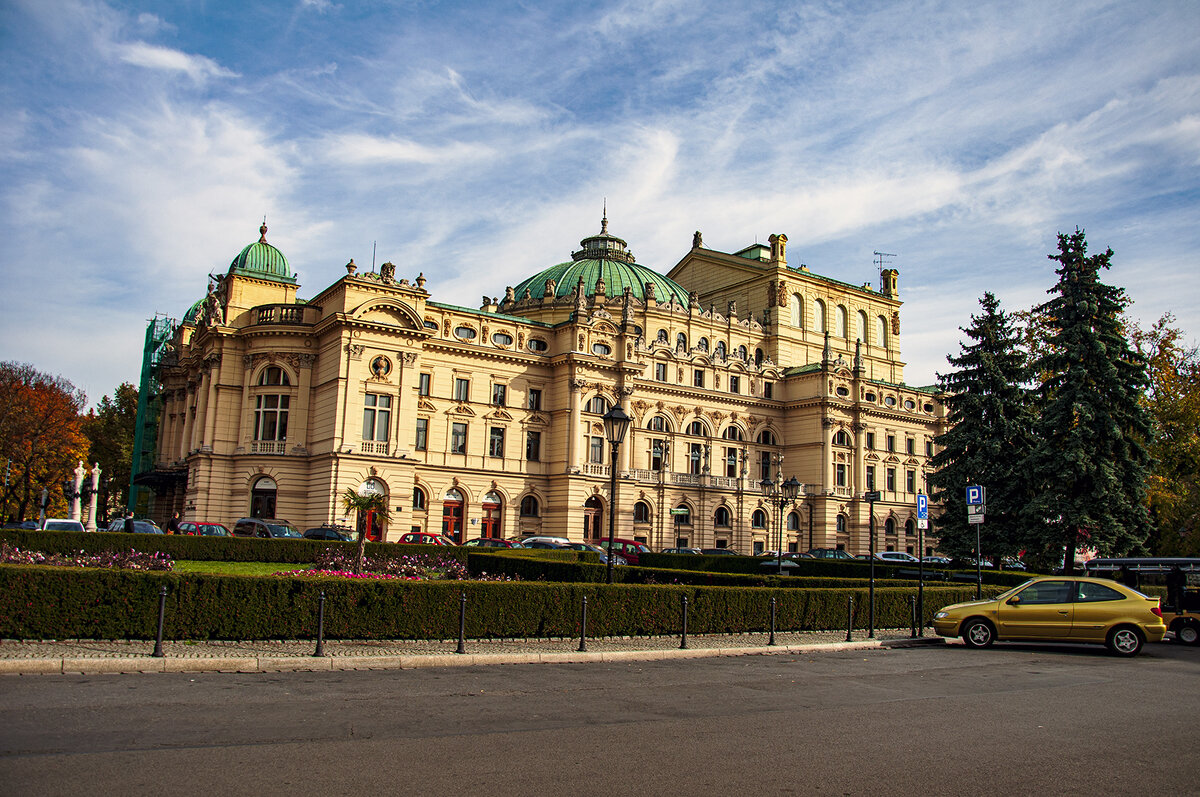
[423,319,438,330]
[529,338,548,352]
[885,396,897,407]
[592,342,611,356]
[836,386,850,397]
[454,326,477,340]
[492,332,513,346]
[865,392,876,402]
[904,399,916,410]
[923,403,935,413]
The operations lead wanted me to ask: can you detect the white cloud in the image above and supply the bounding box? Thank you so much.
[113,41,238,83]
[319,132,493,165]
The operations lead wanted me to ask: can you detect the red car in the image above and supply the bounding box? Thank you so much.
[178,522,231,537]
[598,538,652,565]
[398,532,457,546]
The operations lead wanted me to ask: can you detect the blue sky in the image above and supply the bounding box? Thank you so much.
[3,0,1198,405]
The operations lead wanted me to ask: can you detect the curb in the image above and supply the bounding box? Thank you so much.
[0,636,943,675]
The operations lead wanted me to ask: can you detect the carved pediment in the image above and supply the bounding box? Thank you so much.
[485,409,514,422]
[523,413,549,426]
[448,404,476,417]
[417,398,437,412]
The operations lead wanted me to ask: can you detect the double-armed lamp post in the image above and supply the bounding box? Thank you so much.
[760,472,802,575]
[602,405,632,585]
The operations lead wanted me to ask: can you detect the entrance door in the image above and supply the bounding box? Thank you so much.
[250,477,277,518]
[481,503,501,538]
[584,496,602,540]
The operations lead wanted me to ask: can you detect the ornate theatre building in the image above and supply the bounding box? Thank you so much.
[135,215,946,554]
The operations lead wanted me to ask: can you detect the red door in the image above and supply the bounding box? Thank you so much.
[442,501,464,543]
[481,502,501,538]
[584,497,602,540]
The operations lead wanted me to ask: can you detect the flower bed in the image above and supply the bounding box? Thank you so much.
[0,541,172,571]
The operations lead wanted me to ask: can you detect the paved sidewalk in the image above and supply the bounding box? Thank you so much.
[0,629,942,674]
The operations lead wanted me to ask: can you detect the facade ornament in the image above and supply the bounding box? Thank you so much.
[692,230,703,249]
[346,259,357,275]
[891,311,901,335]
[380,261,396,282]
[822,331,832,364]
[854,339,863,372]
[570,378,588,391]
[727,300,736,318]
[347,344,365,359]
[401,351,418,365]
[616,385,635,398]
[644,282,656,302]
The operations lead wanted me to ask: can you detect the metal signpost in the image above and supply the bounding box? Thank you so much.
[916,492,928,635]
[966,485,985,598]
[864,490,881,637]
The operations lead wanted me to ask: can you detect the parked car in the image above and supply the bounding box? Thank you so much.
[922,556,953,566]
[878,551,920,563]
[42,518,85,532]
[562,541,625,565]
[178,522,232,537]
[1002,557,1028,571]
[662,547,702,555]
[2,520,38,530]
[598,538,652,565]
[807,548,854,560]
[933,576,1166,657]
[519,535,572,547]
[105,518,163,534]
[700,547,741,556]
[303,525,354,542]
[462,537,525,548]
[231,518,302,539]
[397,532,456,546]
[524,540,565,549]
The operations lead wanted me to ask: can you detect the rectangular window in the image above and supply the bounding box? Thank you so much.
[688,442,703,475]
[488,427,505,458]
[525,431,541,461]
[725,447,738,478]
[650,439,666,471]
[763,382,773,399]
[655,362,667,381]
[887,468,896,491]
[867,432,875,450]
[906,438,915,455]
[926,440,934,458]
[450,422,467,454]
[418,373,431,396]
[835,463,847,487]
[492,384,507,407]
[589,436,604,464]
[729,376,740,394]
[906,469,916,493]
[362,394,391,441]
[528,388,542,411]
[886,435,895,452]
[693,369,704,388]
[454,378,470,402]
[866,465,876,491]
[759,451,771,482]
[254,395,289,441]
[415,418,428,451]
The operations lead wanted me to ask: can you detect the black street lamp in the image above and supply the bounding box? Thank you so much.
[760,472,801,575]
[602,405,631,585]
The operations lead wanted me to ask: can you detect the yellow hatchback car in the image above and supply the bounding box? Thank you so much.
[934,576,1166,657]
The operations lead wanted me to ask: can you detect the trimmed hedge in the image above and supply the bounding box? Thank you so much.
[0,563,1000,641]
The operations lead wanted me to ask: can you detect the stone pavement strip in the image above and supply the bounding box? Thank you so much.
[0,630,943,675]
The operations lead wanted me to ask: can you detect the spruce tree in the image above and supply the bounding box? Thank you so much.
[1024,230,1153,571]
[929,293,1036,563]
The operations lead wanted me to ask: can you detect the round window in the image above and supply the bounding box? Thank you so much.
[492,332,514,346]
[923,403,935,413]
[904,399,915,410]
[836,386,850,397]
[454,326,477,340]
[885,396,897,406]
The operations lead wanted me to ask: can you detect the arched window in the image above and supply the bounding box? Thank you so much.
[673,504,692,526]
[648,415,669,432]
[633,501,651,523]
[876,315,888,348]
[697,337,709,352]
[715,341,727,359]
[412,486,427,510]
[814,300,826,332]
[676,332,687,351]
[787,512,800,531]
[722,426,744,441]
[792,293,803,327]
[836,305,848,338]
[757,430,776,446]
[751,508,767,529]
[905,518,915,537]
[737,345,748,361]
[833,430,852,446]
[656,329,668,344]
[520,495,539,517]
[885,518,896,536]
[836,515,847,535]
[755,348,764,366]
[687,420,706,436]
[857,310,868,344]
[258,366,290,386]
[714,506,732,527]
[587,395,609,414]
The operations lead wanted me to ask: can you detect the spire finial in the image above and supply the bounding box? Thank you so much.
[601,199,608,234]
[259,217,268,243]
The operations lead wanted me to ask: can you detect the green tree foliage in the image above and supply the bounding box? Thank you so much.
[929,293,1036,562]
[81,383,139,523]
[341,487,389,573]
[1130,314,1200,555]
[1023,230,1153,570]
[0,362,89,522]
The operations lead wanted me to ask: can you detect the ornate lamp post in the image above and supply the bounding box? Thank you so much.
[602,405,631,585]
[760,468,801,575]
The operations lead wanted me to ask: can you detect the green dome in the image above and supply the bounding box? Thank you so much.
[182,297,205,324]
[228,223,295,282]
[511,215,691,305]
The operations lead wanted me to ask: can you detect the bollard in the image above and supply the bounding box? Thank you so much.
[456,591,467,654]
[846,595,855,642]
[578,595,588,653]
[910,594,917,638]
[314,591,326,657]
[768,596,777,646]
[680,595,689,650]
[152,585,167,658]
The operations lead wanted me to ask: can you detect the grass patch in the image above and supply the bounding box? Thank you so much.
[174,561,311,577]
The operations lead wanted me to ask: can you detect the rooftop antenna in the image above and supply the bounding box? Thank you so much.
[873,250,896,287]
[372,241,377,273]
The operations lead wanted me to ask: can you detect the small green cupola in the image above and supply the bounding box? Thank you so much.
[228,222,296,283]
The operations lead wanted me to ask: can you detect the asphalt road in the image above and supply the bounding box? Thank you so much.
[1,641,1197,796]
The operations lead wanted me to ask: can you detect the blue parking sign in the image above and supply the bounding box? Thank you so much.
[917,494,928,519]
[966,485,985,505]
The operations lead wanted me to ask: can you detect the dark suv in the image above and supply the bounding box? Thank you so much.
[807,548,854,560]
[232,518,302,539]
[303,525,355,542]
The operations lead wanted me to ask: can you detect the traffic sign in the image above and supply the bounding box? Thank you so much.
[916,494,928,519]
[966,485,985,505]
[864,491,882,501]
[918,518,928,529]
[669,508,689,515]
[967,514,985,525]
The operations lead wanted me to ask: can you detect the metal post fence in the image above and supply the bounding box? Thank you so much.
[578,595,588,653]
[910,595,917,638]
[768,596,777,646]
[314,591,326,657]
[846,595,855,642]
[456,592,467,654]
[680,595,689,649]
[152,585,167,657]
